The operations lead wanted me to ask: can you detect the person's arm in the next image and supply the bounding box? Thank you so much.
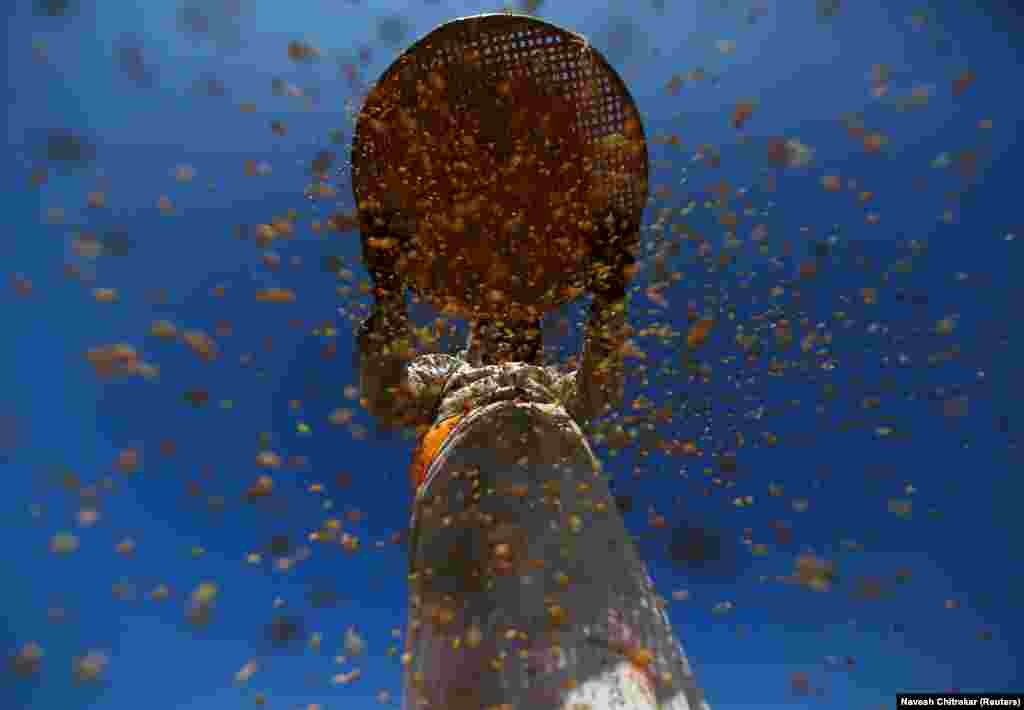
[356,291,416,427]
[569,293,630,422]
[355,209,455,430]
[564,210,639,423]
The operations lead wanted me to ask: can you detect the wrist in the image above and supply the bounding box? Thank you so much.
[590,270,628,300]
[371,271,404,296]
[374,293,405,317]
[359,293,410,345]
[591,289,627,311]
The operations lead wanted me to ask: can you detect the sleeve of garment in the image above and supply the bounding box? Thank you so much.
[356,295,460,431]
[560,293,631,424]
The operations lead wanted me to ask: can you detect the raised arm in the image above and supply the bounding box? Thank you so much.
[570,293,630,422]
[355,208,455,431]
[565,209,639,423]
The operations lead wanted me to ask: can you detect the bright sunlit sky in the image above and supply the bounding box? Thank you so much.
[2,0,1022,709]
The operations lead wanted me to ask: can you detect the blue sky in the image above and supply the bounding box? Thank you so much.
[2,0,1022,708]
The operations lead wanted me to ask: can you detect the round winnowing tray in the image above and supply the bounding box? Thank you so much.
[352,13,648,320]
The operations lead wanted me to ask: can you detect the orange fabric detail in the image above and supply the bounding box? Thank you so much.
[409,415,464,491]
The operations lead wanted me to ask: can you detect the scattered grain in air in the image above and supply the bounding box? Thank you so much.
[235,661,258,684]
[345,627,366,656]
[73,650,109,682]
[332,669,361,685]
[715,39,737,54]
[256,288,296,303]
[821,175,842,192]
[712,601,735,615]
[13,642,44,677]
[935,316,957,336]
[182,330,218,360]
[863,133,887,153]
[733,101,755,130]
[341,532,360,552]
[51,532,79,554]
[72,235,101,259]
[116,448,140,473]
[288,40,320,62]
[11,274,34,296]
[329,408,354,426]
[256,451,281,468]
[174,164,195,183]
[150,320,177,338]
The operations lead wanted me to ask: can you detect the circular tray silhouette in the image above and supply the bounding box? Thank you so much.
[352,13,649,320]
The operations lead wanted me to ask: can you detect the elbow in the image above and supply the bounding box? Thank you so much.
[576,372,623,422]
[359,379,428,432]
[358,380,406,430]
[363,399,411,433]
[595,385,625,419]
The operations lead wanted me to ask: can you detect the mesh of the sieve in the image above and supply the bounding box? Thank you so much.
[352,13,648,319]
